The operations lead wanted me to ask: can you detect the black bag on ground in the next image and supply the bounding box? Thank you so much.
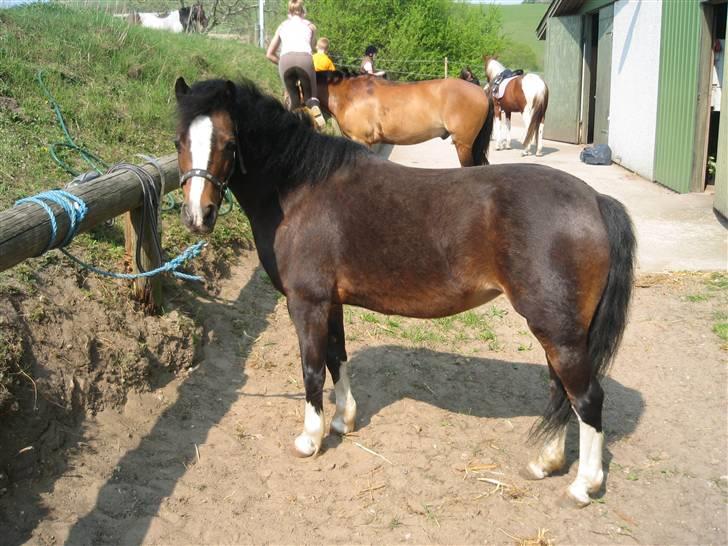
[580,144,612,165]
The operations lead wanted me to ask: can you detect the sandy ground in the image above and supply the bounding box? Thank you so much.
[1,117,727,546]
[2,251,726,545]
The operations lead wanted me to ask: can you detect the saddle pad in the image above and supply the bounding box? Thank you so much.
[495,76,518,99]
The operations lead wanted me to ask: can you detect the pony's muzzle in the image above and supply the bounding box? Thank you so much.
[180,202,218,234]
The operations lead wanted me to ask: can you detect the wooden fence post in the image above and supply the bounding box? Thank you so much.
[124,208,163,314]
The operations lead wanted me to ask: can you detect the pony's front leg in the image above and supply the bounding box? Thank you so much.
[493,114,502,150]
[326,305,357,435]
[287,297,330,457]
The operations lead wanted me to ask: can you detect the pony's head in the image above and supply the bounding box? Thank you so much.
[174,77,243,234]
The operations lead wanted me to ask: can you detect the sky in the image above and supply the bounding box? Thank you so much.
[0,0,48,6]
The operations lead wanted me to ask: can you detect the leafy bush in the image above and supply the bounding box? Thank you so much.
[307,0,505,80]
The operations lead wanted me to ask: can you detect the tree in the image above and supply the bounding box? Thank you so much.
[305,0,505,80]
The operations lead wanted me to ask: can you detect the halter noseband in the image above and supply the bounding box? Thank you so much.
[179,129,247,204]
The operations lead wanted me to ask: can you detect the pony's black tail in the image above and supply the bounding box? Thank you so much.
[524,84,548,151]
[471,92,494,166]
[588,194,636,378]
[531,194,635,441]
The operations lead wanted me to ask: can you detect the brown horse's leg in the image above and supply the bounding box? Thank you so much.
[522,363,567,480]
[454,143,475,167]
[533,335,605,507]
[326,305,357,434]
[287,297,330,457]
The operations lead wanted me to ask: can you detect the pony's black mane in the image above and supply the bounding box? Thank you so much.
[178,78,368,191]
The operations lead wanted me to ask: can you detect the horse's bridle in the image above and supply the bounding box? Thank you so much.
[179,131,246,205]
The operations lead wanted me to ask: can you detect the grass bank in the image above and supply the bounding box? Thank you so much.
[0,2,281,268]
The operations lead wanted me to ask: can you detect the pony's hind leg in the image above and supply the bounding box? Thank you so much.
[505,112,512,150]
[287,297,330,457]
[523,364,569,479]
[539,339,605,507]
[521,108,533,155]
[536,122,545,157]
[326,305,357,435]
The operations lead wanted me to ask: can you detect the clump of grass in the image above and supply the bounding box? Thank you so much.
[712,313,728,350]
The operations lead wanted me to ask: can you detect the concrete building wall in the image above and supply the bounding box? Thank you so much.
[608,0,662,180]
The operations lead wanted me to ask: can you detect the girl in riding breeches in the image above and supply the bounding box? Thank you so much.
[266,0,324,126]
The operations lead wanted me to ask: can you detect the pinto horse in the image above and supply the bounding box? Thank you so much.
[484,56,549,156]
[129,4,208,33]
[315,71,493,166]
[173,77,635,507]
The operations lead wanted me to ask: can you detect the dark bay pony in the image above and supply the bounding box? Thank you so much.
[315,71,493,167]
[173,77,635,507]
[484,56,549,156]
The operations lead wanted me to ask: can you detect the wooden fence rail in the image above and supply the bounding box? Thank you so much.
[0,154,179,275]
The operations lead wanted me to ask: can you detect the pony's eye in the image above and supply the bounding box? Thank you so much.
[225,141,237,152]
[173,138,181,152]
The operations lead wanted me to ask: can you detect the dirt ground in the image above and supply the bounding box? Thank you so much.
[0,250,725,545]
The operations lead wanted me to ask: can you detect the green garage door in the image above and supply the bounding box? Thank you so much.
[654,1,705,193]
[543,15,584,143]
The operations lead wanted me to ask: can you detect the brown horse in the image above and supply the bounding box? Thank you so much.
[484,56,549,156]
[173,77,635,507]
[315,71,493,166]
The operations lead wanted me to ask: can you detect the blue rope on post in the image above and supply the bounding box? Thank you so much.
[14,190,204,282]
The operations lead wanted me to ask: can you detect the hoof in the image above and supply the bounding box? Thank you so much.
[521,150,532,157]
[535,151,543,157]
[292,434,319,458]
[505,145,512,150]
[519,462,548,481]
[558,491,591,509]
[330,416,355,435]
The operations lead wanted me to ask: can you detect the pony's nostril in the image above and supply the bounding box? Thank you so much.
[203,204,218,227]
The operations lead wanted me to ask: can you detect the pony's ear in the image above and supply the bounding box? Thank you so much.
[175,77,190,101]
[224,80,236,104]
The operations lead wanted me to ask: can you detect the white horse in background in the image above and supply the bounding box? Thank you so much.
[483,56,549,157]
[127,4,208,33]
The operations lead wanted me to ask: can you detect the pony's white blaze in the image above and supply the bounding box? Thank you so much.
[331,363,357,434]
[568,414,605,506]
[187,115,214,227]
[295,402,324,456]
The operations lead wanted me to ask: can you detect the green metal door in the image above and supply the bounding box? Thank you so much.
[544,15,583,143]
[593,5,613,145]
[714,9,728,218]
[654,1,705,193]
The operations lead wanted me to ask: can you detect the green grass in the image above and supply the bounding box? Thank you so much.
[0,3,280,278]
[498,4,548,72]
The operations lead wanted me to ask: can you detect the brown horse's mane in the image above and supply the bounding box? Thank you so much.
[177,78,368,192]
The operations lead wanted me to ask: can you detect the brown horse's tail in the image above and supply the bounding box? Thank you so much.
[532,194,636,441]
[523,85,548,150]
[471,92,494,166]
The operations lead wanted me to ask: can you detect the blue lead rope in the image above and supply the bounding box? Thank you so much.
[14,190,204,282]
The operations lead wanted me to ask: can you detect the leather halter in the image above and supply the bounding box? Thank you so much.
[179,129,246,205]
